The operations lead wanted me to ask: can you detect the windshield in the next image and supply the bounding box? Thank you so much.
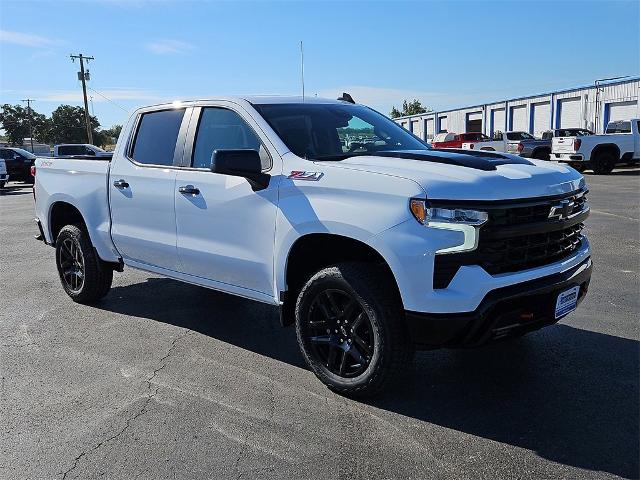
[11,147,37,159]
[253,103,430,160]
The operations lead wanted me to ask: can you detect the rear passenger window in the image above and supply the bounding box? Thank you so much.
[191,108,270,170]
[131,109,185,166]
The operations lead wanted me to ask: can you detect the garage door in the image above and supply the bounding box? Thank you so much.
[411,119,422,138]
[558,97,581,128]
[531,102,551,136]
[438,116,448,133]
[606,100,638,123]
[466,111,483,132]
[425,118,434,141]
[491,109,505,135]
[510,105,527,131]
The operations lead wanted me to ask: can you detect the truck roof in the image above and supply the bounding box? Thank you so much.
[141,96,352,111]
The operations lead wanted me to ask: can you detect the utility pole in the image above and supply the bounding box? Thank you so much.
[70,53,94,144]
[21,98,35,152]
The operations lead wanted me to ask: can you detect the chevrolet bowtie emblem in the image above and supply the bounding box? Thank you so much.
[549,199,574,220]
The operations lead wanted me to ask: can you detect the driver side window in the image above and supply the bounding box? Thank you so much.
[191,107,271,170]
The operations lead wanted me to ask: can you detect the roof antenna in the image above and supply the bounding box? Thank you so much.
[338,92,355,104]
[300,40,305,102]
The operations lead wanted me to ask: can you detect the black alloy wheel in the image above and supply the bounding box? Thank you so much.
[304,289,374,378]
[55,224,113,303]
[57,237,85,293]
[295,263,412,397]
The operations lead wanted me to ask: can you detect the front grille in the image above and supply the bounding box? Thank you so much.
[433,189,588,289]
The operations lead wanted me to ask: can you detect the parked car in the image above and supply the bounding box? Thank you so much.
[34,96,592,397]
[552,119,640,174]
[432,132,489,149]
[0,157,8,188]
[462,131,534,152]
[54,144,113,158]
[0,147,36,183]
[512,128,594,160]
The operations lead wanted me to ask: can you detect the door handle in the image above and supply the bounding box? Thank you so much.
[113,179,129,189]
[178,185,200,195]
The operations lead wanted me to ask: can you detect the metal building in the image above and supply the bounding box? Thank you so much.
[395,77,639,141]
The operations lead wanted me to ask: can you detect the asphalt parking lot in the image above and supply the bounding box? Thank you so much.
[1,171,638,480]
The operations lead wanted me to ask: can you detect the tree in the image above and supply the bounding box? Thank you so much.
[0,104,48,145]
[390,99,431,118]
[100,124,123,144]
[43,105,101,145]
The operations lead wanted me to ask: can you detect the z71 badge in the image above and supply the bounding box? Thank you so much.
[288,171,323,181]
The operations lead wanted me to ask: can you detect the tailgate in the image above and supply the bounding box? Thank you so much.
[506,142,520,153]
[553,137,575,153]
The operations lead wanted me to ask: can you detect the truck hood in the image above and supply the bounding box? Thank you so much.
[317,150,584,201]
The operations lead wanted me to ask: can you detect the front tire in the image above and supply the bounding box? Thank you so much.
[295,263,412,398]
[55,224,113,303]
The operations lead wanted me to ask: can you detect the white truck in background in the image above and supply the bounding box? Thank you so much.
[462,131,536,152]
[54,144,113,158]
[552,119,640,174]
[33,96,593,397]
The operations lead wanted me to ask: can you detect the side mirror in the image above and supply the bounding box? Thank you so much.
[210,149,270,191]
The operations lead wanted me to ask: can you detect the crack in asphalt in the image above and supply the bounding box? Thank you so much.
[59,329,193,480]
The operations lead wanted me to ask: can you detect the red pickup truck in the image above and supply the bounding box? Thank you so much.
[431,132,490,149]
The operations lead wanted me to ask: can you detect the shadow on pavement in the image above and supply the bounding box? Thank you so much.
[97,277,639,478]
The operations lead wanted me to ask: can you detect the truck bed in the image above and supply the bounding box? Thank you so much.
[34,157,119,262]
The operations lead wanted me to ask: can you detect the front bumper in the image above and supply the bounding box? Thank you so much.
[405,256,592,349]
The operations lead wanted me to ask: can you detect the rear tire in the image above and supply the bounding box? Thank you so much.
[295,262,412,398]
[592,151,616,175]
[0,181,5,189]
[533,149,550,161]
[55,224,113,303]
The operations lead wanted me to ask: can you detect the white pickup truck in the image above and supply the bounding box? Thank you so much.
[33,96,593,397]
[462,131,536,153]
[552,119,640,174]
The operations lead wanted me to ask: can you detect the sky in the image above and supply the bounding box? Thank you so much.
[1,0,638,130]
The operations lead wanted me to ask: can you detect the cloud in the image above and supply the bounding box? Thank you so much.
[0,30,63,48]
[146,39,194,55]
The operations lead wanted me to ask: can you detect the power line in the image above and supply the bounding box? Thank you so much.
[70,53,94,145]
[87,86,130,113]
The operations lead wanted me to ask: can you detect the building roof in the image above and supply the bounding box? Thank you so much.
[394,76,640,120]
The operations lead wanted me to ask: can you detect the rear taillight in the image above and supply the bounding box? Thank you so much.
[517,143,524,153]
[573,138,582,151]
[30,165,36,177]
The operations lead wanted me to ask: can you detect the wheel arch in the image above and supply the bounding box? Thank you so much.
[591,143,620,161]
[49,201,87,242]
[279,233,402,326]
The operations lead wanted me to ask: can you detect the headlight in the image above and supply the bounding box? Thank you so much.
[409,199,488,254]
[409,199,488,226]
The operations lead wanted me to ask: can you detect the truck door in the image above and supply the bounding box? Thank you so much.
[174,105,279,297]
[110,107,190,271]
